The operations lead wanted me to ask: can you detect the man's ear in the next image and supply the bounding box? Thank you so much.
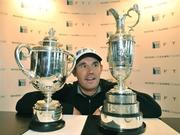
[72,69,76,77]
[100,64,103,72]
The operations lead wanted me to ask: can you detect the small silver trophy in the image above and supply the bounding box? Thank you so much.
[100,5,146,134]
[15,28,76,131]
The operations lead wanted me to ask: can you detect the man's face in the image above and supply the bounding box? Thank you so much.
[74,57,103,92]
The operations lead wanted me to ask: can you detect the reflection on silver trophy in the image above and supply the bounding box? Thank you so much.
[100,5,146,134]
[15,28,76,131]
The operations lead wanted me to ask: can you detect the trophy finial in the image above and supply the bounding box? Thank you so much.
[42,28,57,47]
[133,4,139,13]
[48,28,56,38]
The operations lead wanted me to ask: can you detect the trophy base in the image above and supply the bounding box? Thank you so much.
[29,119,65,132]
[99,122,146,135]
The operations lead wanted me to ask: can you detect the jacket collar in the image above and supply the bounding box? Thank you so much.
[77,84,101,97]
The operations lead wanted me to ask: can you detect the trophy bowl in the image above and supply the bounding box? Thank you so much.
[100,5,146,135]
[15,28,76,131]
[108,34,134,89]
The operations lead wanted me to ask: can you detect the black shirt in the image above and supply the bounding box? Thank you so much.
[16,79,162,118]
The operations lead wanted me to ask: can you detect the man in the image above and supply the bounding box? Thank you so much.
[16,48,162,118]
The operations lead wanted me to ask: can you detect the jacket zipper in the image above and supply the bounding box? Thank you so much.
[88,99,91,114]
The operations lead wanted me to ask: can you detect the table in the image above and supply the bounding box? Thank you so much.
[0,111,31,135]
[81,115,180,135]
[160,117,180,133]
[0,111,179,135]
[24,115,86,135]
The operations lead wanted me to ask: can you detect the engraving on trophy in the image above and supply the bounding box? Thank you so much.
[15,28,76,131]
[100,5,146,134]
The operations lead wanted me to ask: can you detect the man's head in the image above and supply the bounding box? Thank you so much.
[73,48,103,95]
[75,48,102,65]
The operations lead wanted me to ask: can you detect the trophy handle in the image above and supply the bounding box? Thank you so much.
[64,50,76,77]
[123,4,140,31]
[108,4,140,34]
[15,44,34,79]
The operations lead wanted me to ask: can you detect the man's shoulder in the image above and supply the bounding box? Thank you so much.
[100,79,116,85]
[54,81,78,95]
[24,91,42,96]
[99,79,116,90]
[18,90,44,101]
[63,81,78,89]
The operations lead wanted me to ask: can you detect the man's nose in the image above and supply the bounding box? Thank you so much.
[87,65,94,73]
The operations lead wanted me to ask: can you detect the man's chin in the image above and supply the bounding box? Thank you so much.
[85,84,98,90]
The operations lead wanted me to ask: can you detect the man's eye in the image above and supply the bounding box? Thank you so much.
[79,64,87,68]
[82,65,87,68]
[93,63,99,67]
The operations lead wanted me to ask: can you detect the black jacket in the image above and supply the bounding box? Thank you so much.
[16,79,162,118]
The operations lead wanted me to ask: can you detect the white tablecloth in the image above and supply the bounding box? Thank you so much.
[23,115,179,135]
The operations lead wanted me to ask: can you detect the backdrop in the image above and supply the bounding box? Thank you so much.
[0,0,179,117]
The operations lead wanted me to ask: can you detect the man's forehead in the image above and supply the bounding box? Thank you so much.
[76,57,100,65]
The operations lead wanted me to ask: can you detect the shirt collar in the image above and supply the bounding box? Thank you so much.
[77,85,101,97]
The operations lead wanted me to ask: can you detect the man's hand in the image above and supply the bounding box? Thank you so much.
[73,107,81,115]
[93,108,101,115]
[73,106,102,115]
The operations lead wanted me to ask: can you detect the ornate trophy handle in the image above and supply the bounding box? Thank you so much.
[123,4,140,32]
[64,50,76,77]
[15,44,34,79]
[108,4,140,33]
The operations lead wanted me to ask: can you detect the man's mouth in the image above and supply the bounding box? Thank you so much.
[85,77,96,81]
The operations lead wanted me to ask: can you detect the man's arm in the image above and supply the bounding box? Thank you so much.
[16,91,44,115]
[135,90,162,118]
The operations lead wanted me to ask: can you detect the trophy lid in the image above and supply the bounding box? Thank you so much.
[42,28,58,47]
[32,28,60,50]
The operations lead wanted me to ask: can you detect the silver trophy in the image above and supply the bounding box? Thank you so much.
[15,28,76,131]
[100,5,146,134]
